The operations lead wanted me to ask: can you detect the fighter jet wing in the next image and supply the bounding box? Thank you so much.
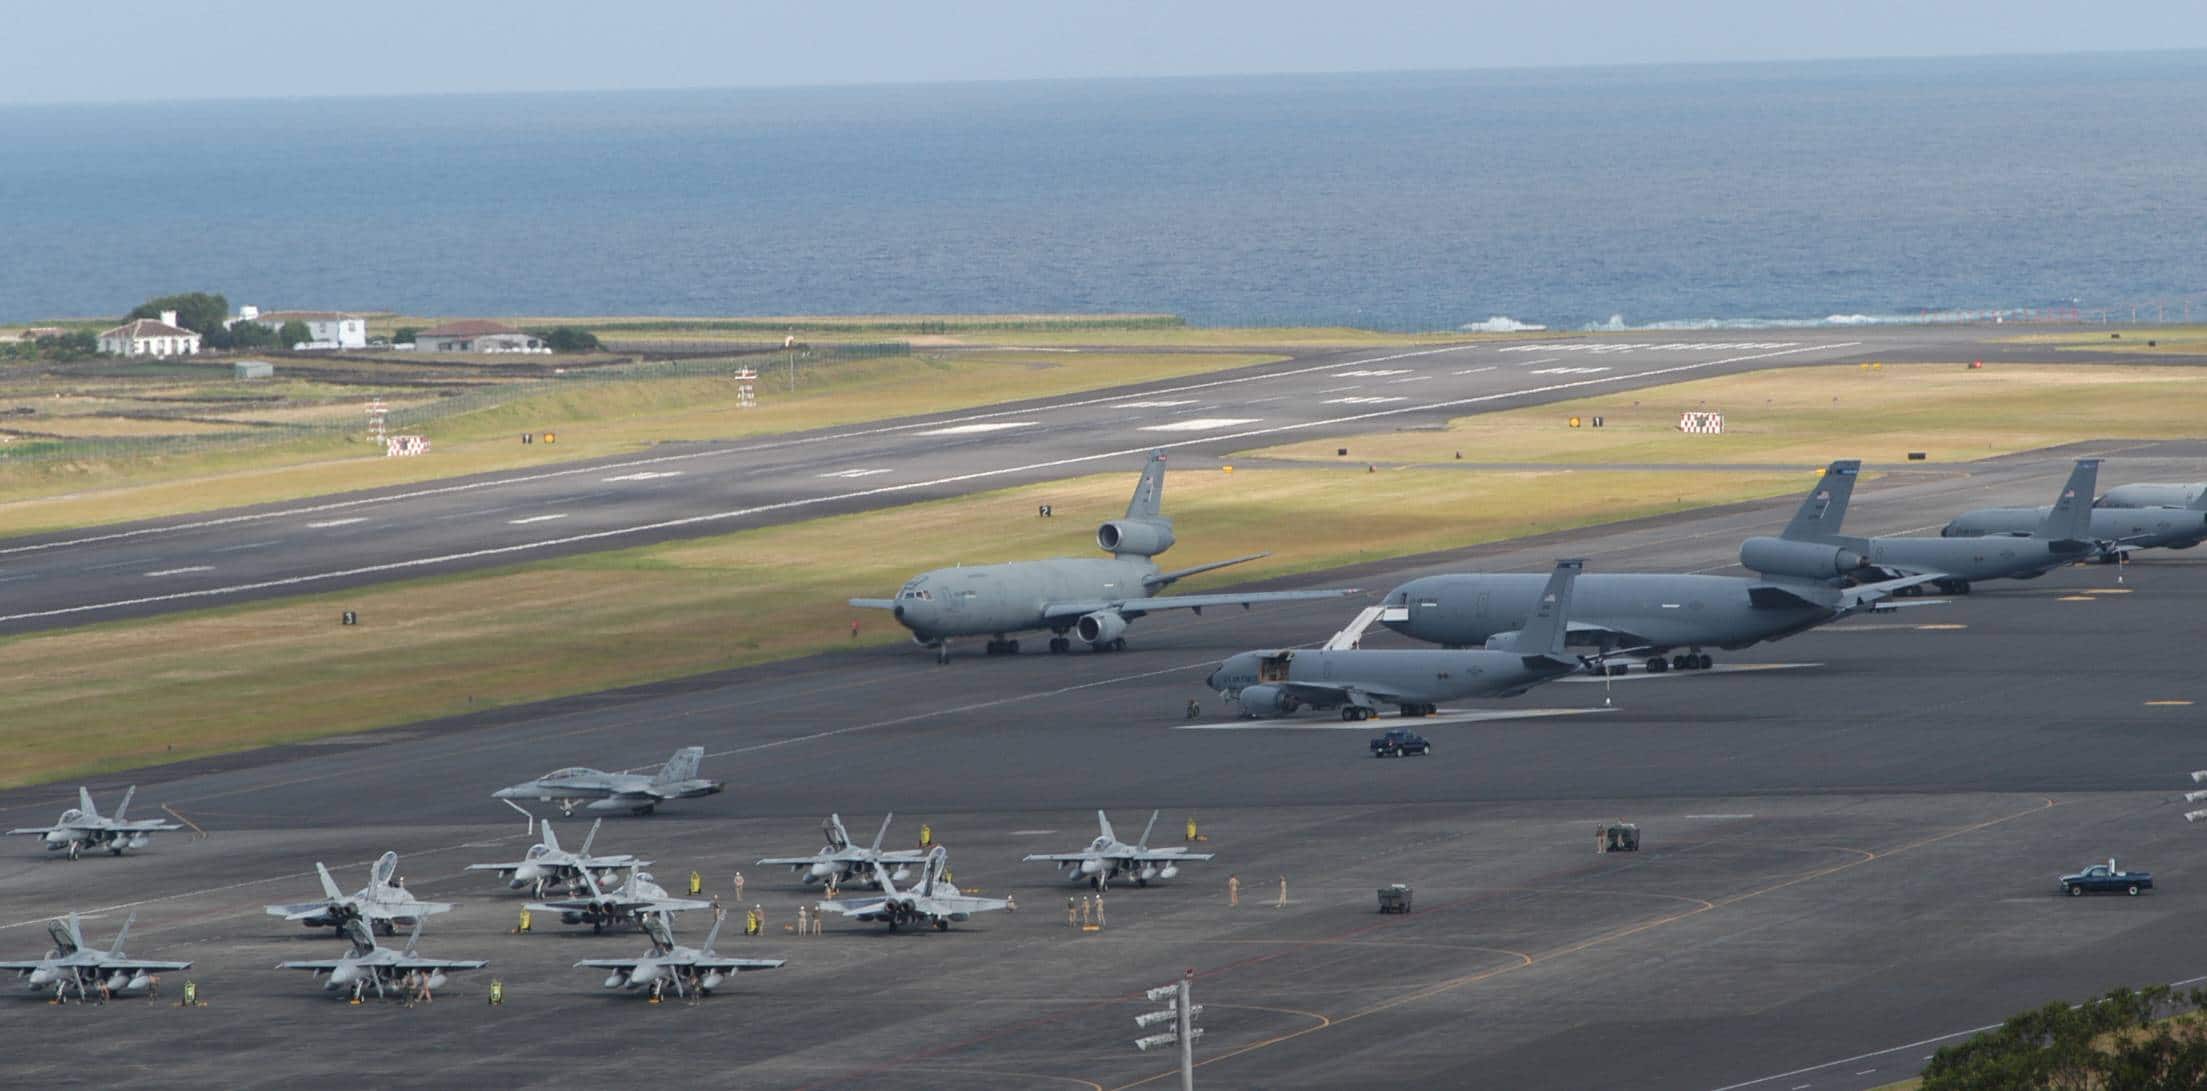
[113,820,184,832]
[276,958,352,972]
[577,955,786,972]
[5,827,58,836]
[265,901,341,921]
[1116,851,1217,864]
[366,900,455,920]
[922,893,1011,915]
[1022,852,1101,863]
[1041,588,1359,621]
[754,855,832,867]
[384,956,488,972]
[819,894,891,917]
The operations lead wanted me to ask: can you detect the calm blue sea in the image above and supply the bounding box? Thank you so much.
[2,52,2203,330]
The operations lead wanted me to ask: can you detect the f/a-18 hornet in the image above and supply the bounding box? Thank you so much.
[851,452,1357,662]
[1946,471,2207,558]
[821,846,1010,931]
[1212,559,1586,720]
[528,866,712,934]
[1380,463,1938,674]
[8,786,182,860]
[2,912,189,1003]
[1022,810,1213,889]
[756,813,927,889]
[493,746,722,816]
[266,851,453,936]
[1744,458,2103,593]
[277,918,486,1003]
[467,818,650,898]
[576,912,782,1000]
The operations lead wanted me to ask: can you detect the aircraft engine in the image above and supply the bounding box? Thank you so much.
[1075,610,1129,645]
[105,970,131,992]
[1738,536,1867,580]
[1096,518,1175,557]
[1139,865,1161,880]
[1159,865,1180,880]
[807,862,832,880]
[27,967,54,988]
[126,833,150,849]
[121,971,151,994]
[1233,684,1299,717]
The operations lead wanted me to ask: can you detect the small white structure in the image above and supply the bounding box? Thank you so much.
[231,306,367,350]
[415,320,547,354]
[97,311,201,357]
[1678,411,1726,434]
[233,360,274,380]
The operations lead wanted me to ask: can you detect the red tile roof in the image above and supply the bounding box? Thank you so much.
[100,318,197,339]
[418,319,521,337]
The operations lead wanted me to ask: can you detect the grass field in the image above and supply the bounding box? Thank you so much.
[0,351,1275,538]
[1249,363,2207,467]
[352,313,1511,349]
[0,465,1798,787]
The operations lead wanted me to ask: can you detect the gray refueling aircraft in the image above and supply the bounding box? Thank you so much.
[851,452,1357,662]
[7,787,182,860]
[1945,476,2207,557]
[1213,559,1587,719]
[1380,464,1937,673]
[1743,458,2103,592]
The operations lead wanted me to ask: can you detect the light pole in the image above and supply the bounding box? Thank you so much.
[1134,969,1202,1090]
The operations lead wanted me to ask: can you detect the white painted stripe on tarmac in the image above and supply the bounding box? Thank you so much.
[508,514,568,525]
[1178,708,1614,730]
[1139,418,1262,432]
[0,342,1853,626]
[916,421,1037,436]
[603,471,684,482]
[305,517,367,528]
[143,566,214,577]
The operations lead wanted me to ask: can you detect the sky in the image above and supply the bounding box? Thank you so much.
[9,1,2207,105]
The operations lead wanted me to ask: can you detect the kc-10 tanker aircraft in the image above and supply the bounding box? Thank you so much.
[1380,462,1938,673]
[852,452,1357,662]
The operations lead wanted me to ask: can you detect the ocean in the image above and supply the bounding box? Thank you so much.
[2,51,2202,331]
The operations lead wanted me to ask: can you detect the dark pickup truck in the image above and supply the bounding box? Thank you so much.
[2060,860,2152,896]
[1370,728,1432,758]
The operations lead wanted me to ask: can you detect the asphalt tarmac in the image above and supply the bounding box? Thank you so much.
[3,443,2203,1089]
[8,325,2179,635]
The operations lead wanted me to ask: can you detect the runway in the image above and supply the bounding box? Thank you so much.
[2,442,2202,1089]
[3,325,2144,635]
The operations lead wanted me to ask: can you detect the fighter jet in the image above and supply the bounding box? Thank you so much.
[277,918,486,1003]
[527,866,712,934]
[492,746,723,816]
[1212,559,1587,720]
[1381,463,1939,673]
[266,851,454,936]
[467,818,651,899]
[7,786,182,860]
[1743,458,2103,593]
[1945,477,2207,557]
[1022,810,1214,890]
[2,912,189,1003]
[850,452,1358,662]
[755,813,927,889]
[575,912,783,1000]
[820,846,1010,931]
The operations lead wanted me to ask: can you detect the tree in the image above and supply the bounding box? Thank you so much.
[1921,986,2207,1091]
[534,326,601,353]
[277,320,312,348]
[225,321,276,350]
[393,327,420,345]
[125,292,228,335]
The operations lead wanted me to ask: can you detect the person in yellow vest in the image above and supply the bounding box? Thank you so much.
[181,980,197,1008]
[919,823,933,848]
[515,908,532,934]
[688,870,702,896]
[488,979,504,1006]
[1186,816,1199,842]
[745,907,761,936]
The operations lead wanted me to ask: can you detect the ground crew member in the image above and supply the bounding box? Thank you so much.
[1066,896,1079,927]
[732,871,745,903]
[515,908,532,934]
[1277,875,1288,908]
[796,904,809,936]
[1005,892,1017,913]
[745,907,761,936]
[711,894,722,914]
[1186,699,1202,720]
[919,823,933,848]
[488,979,504,1006]
[1079,896,1092,926]
[688,870,703,896]
[851,619,861,639]
[1094,893,1106,927]
[811,904,825,936]
[1228,874,1240,907]
[754,904,766,935]
[1186,816,1199,842]
[181,980,198,1008]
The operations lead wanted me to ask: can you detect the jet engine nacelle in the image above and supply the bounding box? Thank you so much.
[1233,684,1299,717]
[1097,518,1175,557]
[1739,536,1867,579]
[1158,864,1180,880]
[1075,610,1129,645]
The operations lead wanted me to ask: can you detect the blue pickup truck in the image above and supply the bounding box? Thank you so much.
[2060,860,2152,897]
[1370,728,1432,758]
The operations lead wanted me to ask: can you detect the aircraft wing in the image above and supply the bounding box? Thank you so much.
[1117,851,1217,864]
[1836,573,1947,609]
[365,900,454,919]
[464,862,528,874]
[91,957,192,972]
[1022,852,1099,863]
[1041,588,1358,622]
[755,855,831,867]
[277,959,352,972]
[5,827,57,836]
[1271,679,1419,707]
[923,893,1010,916]
[848,598,899,609]
[819,896,888,917]
[0,960,58,972]
[266,901,339,920]
[115,821,184,832]
[387,957,488,971]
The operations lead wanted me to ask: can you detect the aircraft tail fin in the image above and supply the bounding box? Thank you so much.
[1501,559,1583,654]
[653,747,704,786]
[700,912,724,955]
[401,917,424,958]
[919,845,948,896]
[114,786,134,822]
[316,862,344,903]
[78,787,99,821]
[1781,460,1860,541]
[869,813,892,855]
[1097,810,1117,845]
[109,911,135,958]
[577,819,600,858]
[2037,459,2101,540]
[2191,485,2207,512]
[541,821,564,856]
[1137,810,1160,851]
[1125,452,1168,519]
[57,914,85,954]
[342,918,376,956]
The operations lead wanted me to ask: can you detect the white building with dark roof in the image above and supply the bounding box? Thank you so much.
[416,320,547,354]
[231,306,367,350]
[97,311,201,357]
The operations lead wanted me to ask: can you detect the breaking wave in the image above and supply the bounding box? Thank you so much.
[1459,315,1548,332]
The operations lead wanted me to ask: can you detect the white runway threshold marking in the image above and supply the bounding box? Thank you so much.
[1139,418,1261,432]
[508,513,568,525]
[1178,707,1615,730]
[0,342,1852,627]
[1324,396,1407,405]
[142,565,214,577]
[603,470,684,482]
[304,517,367,528]
[916,421,1036,436]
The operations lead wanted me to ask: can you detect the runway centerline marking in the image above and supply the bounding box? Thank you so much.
[142,565,213,577]
[1139,418,1262,432]
[603,470,685,482]
[304,517,368,528]
[916,421,1038,436]
[0,342,1853,626]
[507,513,568,525]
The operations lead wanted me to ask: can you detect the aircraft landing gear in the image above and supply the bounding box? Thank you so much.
[983,638,1020,655]
[934,918,950,932]
[934,642,950,665]
[1934,578,1972,595]
[1048,636,1071,654]
[1088,638,1127,653]
[1646,656,1668,673]
[1339,706,1376,722]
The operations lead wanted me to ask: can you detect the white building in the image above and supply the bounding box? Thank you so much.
[415,319,547,354]
[97,311,201,357]
[232,306,367,350]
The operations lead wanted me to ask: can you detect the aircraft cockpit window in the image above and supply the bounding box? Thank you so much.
[538,767,595,782]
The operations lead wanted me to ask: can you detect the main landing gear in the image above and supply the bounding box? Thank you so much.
[1339,706,1378,722]
[1644,652,1714,673]
[983,638,1021,656]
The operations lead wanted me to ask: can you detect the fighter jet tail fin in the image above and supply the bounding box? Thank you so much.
[114,786,135,822]
[869,813,892,855]
[1499,559,1583,655]
[59,913,86,954]
[1137,810,1160,850]
[1781,460,1860,542]
[316,862,345,902]
[401,917,425,958]
[1097,810,1117,845]
[654,747,704,786]
[2037,459,2101,541]
[1125,451,1167,520]
[109,911,135,958]
[700,912,724,955]
[576,819,599,858]
[78,787,100,822]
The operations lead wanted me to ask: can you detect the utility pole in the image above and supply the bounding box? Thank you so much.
[1134,969,1201,1090]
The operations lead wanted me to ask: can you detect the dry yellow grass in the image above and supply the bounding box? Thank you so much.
[0,465,1797,786]
[1249,363,2207,467]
